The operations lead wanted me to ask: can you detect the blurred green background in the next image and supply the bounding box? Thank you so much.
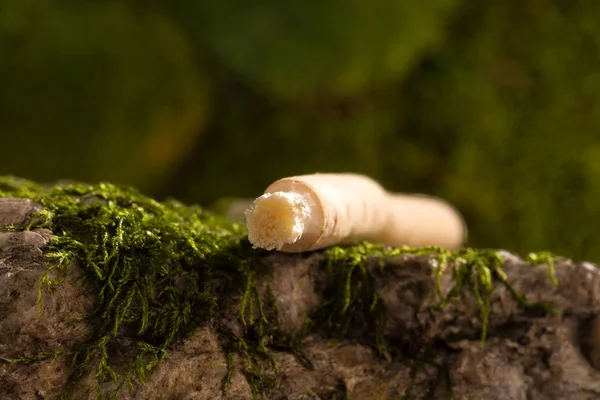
[2,0,599,261]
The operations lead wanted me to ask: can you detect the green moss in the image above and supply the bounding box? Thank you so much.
[313,243,559,399]
[0,176,260,398]
[221,267,285,398]
[0,176,562,399]
[313,243,558,351]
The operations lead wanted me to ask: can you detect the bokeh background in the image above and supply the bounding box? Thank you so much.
[2,0,599,262]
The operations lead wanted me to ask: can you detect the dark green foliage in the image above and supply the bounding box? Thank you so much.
[0,1,207,190]
[175,97,400,204]
[163,0,459,99]
[398,0,600,262]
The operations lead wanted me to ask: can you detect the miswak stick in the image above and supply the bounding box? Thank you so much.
[244,173,467,252]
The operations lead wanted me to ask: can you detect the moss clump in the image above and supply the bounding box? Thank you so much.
[308,243,559,352]
[0,176,562,399]
[0,176,260,398]
[310,244,559,399]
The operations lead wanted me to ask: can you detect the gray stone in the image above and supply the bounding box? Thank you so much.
[0,198,43,228]
[2,220,600,398]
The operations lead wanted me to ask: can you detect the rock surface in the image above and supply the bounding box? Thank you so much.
[2,199,600,399]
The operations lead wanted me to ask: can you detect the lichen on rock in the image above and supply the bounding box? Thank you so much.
[0,176,599,400]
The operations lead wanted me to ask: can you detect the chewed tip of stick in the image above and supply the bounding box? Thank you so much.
[245,191,311,250]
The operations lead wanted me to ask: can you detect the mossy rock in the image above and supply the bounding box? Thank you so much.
[0,1,208,192]
[2,176,599,399]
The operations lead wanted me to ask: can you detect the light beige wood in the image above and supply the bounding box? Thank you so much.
[245,173,467,252]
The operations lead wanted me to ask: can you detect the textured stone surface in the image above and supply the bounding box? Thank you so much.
[2,199,600,399]
[0,198,42,228]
